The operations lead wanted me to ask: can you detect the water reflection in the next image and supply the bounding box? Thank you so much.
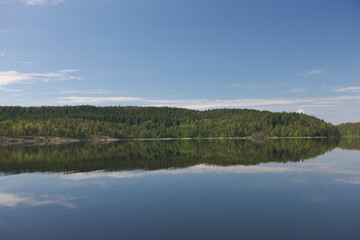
[0,139,359,239]
[0,138,350,174]
[0,191,75,208]
[337,137,360,150]
[57,148,360,181]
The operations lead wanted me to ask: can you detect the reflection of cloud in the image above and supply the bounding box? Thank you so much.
[0,192,27,207]
[334,177,360,185]
[307,196,326,203]
[0,191,76,208]
[61,162,360,181]
[291,178,308,183]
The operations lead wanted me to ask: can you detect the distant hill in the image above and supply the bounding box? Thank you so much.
[0,106,340,139]
[337,122,360,137]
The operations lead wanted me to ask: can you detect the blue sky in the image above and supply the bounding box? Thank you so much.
[0,0,359,124]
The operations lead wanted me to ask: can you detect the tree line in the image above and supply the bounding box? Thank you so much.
[336,122,360,136]
[0,106,341,138]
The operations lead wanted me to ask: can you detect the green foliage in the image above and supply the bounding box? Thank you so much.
[0,106,340,138]
[337,122,360,136]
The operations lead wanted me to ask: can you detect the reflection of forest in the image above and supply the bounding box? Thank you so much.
[0,138,356,174]
[338,137,360,150]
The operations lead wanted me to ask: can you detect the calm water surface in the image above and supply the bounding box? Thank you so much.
[0,139,359,239]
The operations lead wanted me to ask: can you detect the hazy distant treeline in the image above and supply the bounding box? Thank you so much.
[0,106,341,138]
[337,122,360,137]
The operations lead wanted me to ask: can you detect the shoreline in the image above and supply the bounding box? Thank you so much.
[0,137,119,145]
[0,135,348,145]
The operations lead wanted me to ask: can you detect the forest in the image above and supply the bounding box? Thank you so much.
[0,106,344,139]
[336,122,360,137]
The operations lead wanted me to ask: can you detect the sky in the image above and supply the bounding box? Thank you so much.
[0,0,359,124]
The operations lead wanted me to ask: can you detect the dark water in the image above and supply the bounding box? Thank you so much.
[0,138,359,239]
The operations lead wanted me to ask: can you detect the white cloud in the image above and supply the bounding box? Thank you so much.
[23,0,64,5]
[19,61,32,64]
[303,69,325,77]
[56,96,305,107]
[333,87,360,93]
[0,52,5,57]
[0,191,75,208]
[0,69,78,87]
[59,89,108,95]
[226,82,286,89]
[0,88,23,92]
[58,96,142,104]
[55,95,360,110]
[296,109,304,113]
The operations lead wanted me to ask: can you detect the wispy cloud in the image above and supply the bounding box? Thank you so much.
[56,95,360,109]
[19,61,32,64]
[59,89,108,95]
[23,0,64,5]
[0,69,78,87]
[226,82,286,89]
[0,87,23,92]
[333,87,360,93]
[303,69,324,77]
[58,96,142,104]
[0,51,5,57]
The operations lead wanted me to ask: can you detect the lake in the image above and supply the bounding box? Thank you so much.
[0,138,359,239]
